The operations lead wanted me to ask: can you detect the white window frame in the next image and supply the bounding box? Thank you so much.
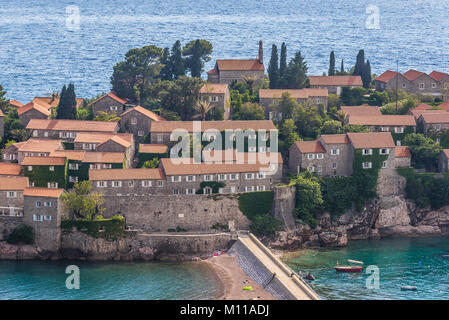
[307,153,315,160]
[362,162,372,169]
[363,149,373,155]
[112,181,122,188]
[379,148,390,155]
[394,127,404,134]
[245,173,254,180]
[7,191,17,198]
[142,180,152,187]
[331,149,340,155]
[316,153,324,159]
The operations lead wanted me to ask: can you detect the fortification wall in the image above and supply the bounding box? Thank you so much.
[271,186,296,232]
[0,216,24,241]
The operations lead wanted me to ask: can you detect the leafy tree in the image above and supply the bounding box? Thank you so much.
[278,119,301,155]
[170,40,186,79]
[328,51,336,76]
[368,91,389,106]
[0,85,9,112]
[268,44,279,89]
[274,92,300,119]
[403,133,441,170]
[339,59,345,74]
[340,86,367,105]
[183,39,212,78]
[111,45,164,101]
[353,49,365,78]
[279,42,287,88]
[94,111,121,122]
[159,47,172,81]
[142,158,160,168]
[193,100,214,121]
[250,214,282,238]
[284,51,308,89]
[3,108,25,142]
[232,102,265,120]
[62,181,105,220]
[321,119,343,134]
[7,224,34,244]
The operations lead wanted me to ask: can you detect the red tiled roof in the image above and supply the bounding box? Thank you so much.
[200,83,229,94]
[21,156,66,166]
[309,76,363,87]
[293,140,326,153]
[374,70,399,83]
[15,139,62,153]
[50,150,86,161]
[420,113,449,124]
[32,97,84,109]
[409,109,446,119]
[0,163,22,176]
[320,134,350,144]
[151,120,276,133]
[26,119,118,132]
[92,92,128,106]
[429,71,448,82]
[395,146,411,158]
[82,152,125,163]
[259,88,328,99]
[347,132,395,149]
[340,106,381,117]
[414,103,432,110]
[18,102,51,116]
[139,144,168,154]
[438,102,449,111]
[89,168,165,181]
[120,106,165,122]
[348,115,416,126]
[403,69,425,81]
[23,187,64,198]
[213,59,264,72]
[74,132,133,146]
[442,149,449,158]
[0,177,29,191]
[9,100,23,108]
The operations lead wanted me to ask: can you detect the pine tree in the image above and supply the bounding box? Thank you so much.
[170,40,185,80]
[363,60,372,88]
[279,43,287,87]
[0,85,9,112]
[268,44,279,89]
[284,51,308,89]
[353,49,365,77]
[160,47,172,81]
[190,40,202,78]
[328,51,335,76]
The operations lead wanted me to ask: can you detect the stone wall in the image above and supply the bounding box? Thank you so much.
[100,193,251,233]
[271,186,296,232]
[0,216,24,241]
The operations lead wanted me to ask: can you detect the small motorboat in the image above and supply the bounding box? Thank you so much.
[401,286,417,291]
[334,259,364,272]
[304,272,315,281]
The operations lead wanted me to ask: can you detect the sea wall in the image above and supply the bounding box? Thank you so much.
[0,216,24,241]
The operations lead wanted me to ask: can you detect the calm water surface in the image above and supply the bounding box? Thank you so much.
[283,236,449,300]
[0,260,222,300]
[1,0,448,102]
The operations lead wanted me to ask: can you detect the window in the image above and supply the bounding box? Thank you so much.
[308,166,315,172]
[436,124,441,131]
[157,180,164,187]
[257,185,266,191]
[394,127,404,133]
[317,166,322,172]
[397,140,401,146]
[44,131,49,137]
[49,166,54,171]
[33,130,38,137]
[157,134,164,142]
[204,187,213,194]
[142,180,152,187]
[230,174,239,180]
[7,191,17,198]
[186,188,195,195]
[402,83,406,88]
[33,215,44,222]
[128,181,134,187]
[244,186,254,192]
[44,216,52,221]
[171,176,181,182]
[131,117,137,125]
[362,162,372,169]
[173,189,179,195]
[381,127,390,132]
[204,175,212,181]
[218,188,224,194]
[110,106,118,111]
[48,182,58,188]
[69,163,79,170]
[218,174,227,181]
[257,173,266,179]
[137,130,144,137]
[230,186,236,193]
[363,149,373,155]
[432,83,437,88]
[379,148,389,155]
[382,161,387,168]
[307,154,315,160]
[186,175,196,182]
[112,181,122,187]
[316,153,324,159]
[331,149,339,155]
[419,83,425,90]
[27,166,33,171]
[210,96,218,102]
[332,162,337,169]
[69,176,78,183]
[245,173,254,180]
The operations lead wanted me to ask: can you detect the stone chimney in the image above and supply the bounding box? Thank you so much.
[258,40,263,64]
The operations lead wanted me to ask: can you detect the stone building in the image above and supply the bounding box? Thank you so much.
[119,106,165,144]
[289,132,397,177]
[74,132,135,168]
[439,149,449,172]
[346,115,416,145]
[2,139,63,164]
[308,76,363,94]
[23,188,65,251]
[340,106,381,120]
[26,119,119,142]
[0,109,4,138]
[91,92,131,117]
[259,88,328,120]
[22,156,67,189]
[0,163,22,176]
[137,144,168,167]
[17,102,51,126]
[207,41,265,84]
[408,108,447,120]
[374,69,449,96]
[418,113,449,135]
[395,146,412,168]
[199,83,231,120]
[0,176,29,216]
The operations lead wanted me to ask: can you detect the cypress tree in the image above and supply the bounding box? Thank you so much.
[67,83,77,119]
[328,51,335,76]
[340,59,345,74]
[279,43,287,87]
[170,40,185,80]
[56,84,76,119]
[56,85,67,119]
[353,49,365,77]
[160,47,172,81]
[363,60,372,88]
[190,40,202,78]
[268,44,279,89]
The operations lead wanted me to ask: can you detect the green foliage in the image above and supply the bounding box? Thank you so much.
[232,102,265,120]
[211,222,229,231]
[94,111,121,122]
[23,161,67,189]
[142,158,160,168]
[238,191,274,220]
[321,177,356,216]
[278,119,301,155]
[403,133,441,170]
[62,181,105,220]
[340,86,368,106]
[352,49,371,88]
[196,181,226,194]
[328,51,336,76]
[250,215,282,238]
[0,85,9,112]
[182,39,213,78]
[7,224,34,244]
[278,43,288,88]
[56,83,77,119]
[283,51,308,89]
[61,215,125,241]
[268,44,279,89]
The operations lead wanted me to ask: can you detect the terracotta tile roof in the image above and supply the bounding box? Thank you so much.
[17,102,51,116]
[259,88,328,99]
[429,71,449,82]
[395,146,411,158]
[0,163,22,176]
[33,97,84,109]
[120,106,165,122]
[293,140,326,153]
[160,156,281,176]
[0,110,4,117]
[200,83,229,94]
[347,132,395,149]
[414,103,433,110]
[139,144,168,154]
[21,156,66,166]
[320,134,350,144]
[409,109,446,119]
[74,132,133,148]
[201,151,283,164]
[89,168,165,181]
[309,76,363,87]
[420,113,449,124]
[374,70,399,83]
[0,176,29,191]
[348,115,416,126]
[16,139,62,153]
[23,187,64,198]
[50,150,86,161]
[340,106,381,117]
[91,92,128,106]
[9,100,23,108]
[442,149,449,158]
[403,69,425,81]
[207,67,219,75]
[214,59,264,72]
[26,119,118,133]
[82,152,125,163]
[151,120,276,133]
[438,102,449,111]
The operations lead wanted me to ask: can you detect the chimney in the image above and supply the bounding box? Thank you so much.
[258,40,263,64]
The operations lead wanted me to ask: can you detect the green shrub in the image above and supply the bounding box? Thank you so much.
[7,224,34,244]
[238,191,274,220]
[250,215,282,238]
[61,216,125,240]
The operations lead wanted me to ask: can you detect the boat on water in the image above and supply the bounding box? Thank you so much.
[334,259,364,272]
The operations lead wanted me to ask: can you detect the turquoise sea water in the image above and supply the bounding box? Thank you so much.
[1,0,449,102]
[283,237,449,300]
[0,260,223,300]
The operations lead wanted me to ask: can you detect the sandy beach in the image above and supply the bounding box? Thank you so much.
[205,253,275,300]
